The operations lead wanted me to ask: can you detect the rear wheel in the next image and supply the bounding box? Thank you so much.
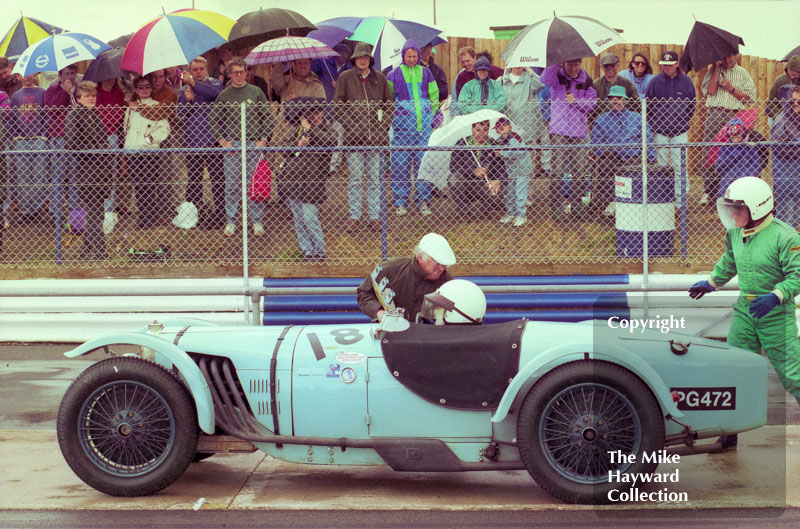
[517,361,665,504]
[57,357,198,496]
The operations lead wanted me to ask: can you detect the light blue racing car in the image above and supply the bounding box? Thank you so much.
[57,309,767,504]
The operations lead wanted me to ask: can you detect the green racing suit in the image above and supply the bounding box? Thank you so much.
[709,215,800,404]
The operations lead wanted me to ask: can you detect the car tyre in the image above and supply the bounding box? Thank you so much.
[57,357,198,496]
[517,360,665,504]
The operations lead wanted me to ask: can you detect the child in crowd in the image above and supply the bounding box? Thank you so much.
[493,118,532,226]
[64,81,112,260]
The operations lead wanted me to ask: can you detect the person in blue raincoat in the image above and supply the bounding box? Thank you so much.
[385,39,439,217]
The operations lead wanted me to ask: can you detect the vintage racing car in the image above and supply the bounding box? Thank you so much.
[56,313,767,504]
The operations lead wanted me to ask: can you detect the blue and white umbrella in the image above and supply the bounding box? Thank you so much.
[316,16,446,70]
[12,32,110,77]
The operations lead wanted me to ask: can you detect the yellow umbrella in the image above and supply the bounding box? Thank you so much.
[0,16,66,62]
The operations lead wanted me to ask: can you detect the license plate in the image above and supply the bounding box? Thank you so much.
[670,387,736,410]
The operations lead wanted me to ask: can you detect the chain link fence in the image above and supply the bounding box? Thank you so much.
[0,97,798,271]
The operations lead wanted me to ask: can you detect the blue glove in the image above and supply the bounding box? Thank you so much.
[749,293,780,319]
[688,280,715,299]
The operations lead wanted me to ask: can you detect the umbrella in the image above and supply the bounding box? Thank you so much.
[0,16,66,63]
[121,9,236,75]
[245,36,338,65]
[501,15,624,68]
[782,45,800,62]
[317,17,444,70]
[679,21,744,73]
[83,47,129,82]
[418,109,520,189]
[229,8,315,49]
[306,25,353,48]
[107,33,133,49]
[12,32,110,77]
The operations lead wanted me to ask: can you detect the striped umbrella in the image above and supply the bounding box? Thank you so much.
[0,16,66,62]
[316,17,446,70]
[121,9,236,75]
[244,36,338,65]
[12,32,110,77]
[501,15,624,68]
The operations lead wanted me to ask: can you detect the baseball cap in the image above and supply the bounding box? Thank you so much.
[659,51,678,65]
[419,233,456,266]
[599,53,619,66]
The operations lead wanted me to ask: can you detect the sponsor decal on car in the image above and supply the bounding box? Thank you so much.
[336,352,366,364]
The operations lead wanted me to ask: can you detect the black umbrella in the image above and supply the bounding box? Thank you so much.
[83,48,129,82]
[107,33,133,49]
[782,45,800,62]
[679,21,744,73]
[229,8,316,49]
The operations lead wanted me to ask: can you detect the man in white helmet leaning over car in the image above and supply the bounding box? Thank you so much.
[357,232,456,322]
[417,279,487,325]
[689,176,800,449]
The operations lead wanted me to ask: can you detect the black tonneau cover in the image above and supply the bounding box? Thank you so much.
[381,319,525,410]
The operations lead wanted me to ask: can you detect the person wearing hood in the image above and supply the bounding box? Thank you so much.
[333,42,393,233]
[454,50,504,101]
[767,55,800,124]
[713,118,768,198]
[771,85,800,227]
[645,51,696,206]
[385,39,439,216]
[456,57,507,115]
[618,52,654,98]
[540,59,596,219]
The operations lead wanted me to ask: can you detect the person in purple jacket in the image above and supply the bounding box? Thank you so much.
[178,56,223,228]
[540,59,596,219]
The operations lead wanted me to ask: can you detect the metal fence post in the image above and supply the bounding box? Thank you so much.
[240,102,250,323]
[641,98,649,320]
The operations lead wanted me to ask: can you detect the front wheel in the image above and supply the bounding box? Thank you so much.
[57,357,198,496]
[517,360,665,504]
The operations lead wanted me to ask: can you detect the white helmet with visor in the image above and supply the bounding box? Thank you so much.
[716,177,774,229]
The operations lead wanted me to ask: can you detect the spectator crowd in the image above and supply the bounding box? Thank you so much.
[0,40,798,263]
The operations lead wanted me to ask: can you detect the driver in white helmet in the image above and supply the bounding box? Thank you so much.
[417,279,487,325]
[689,176,800,450]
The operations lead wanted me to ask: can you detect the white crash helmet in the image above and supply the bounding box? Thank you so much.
[418,279,487,325]
[716,177,774,229]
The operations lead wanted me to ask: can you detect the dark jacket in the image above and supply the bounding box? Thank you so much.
[357,256,453,321]
[449,137,508,183]
[423,57,449,101]
[64,105,112,186]
[767,55,800,119]
[278,120,337,205]
[771,84,800,160]
[333,67,393,146]
[644,71,697,137]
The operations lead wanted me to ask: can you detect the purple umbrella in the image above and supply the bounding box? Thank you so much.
[307,25,352,48]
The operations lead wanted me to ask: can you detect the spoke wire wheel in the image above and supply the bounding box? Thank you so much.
[78,380,176,477]
[516,360,665,504]
[57,357,197,496]
[539,382,641,484]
